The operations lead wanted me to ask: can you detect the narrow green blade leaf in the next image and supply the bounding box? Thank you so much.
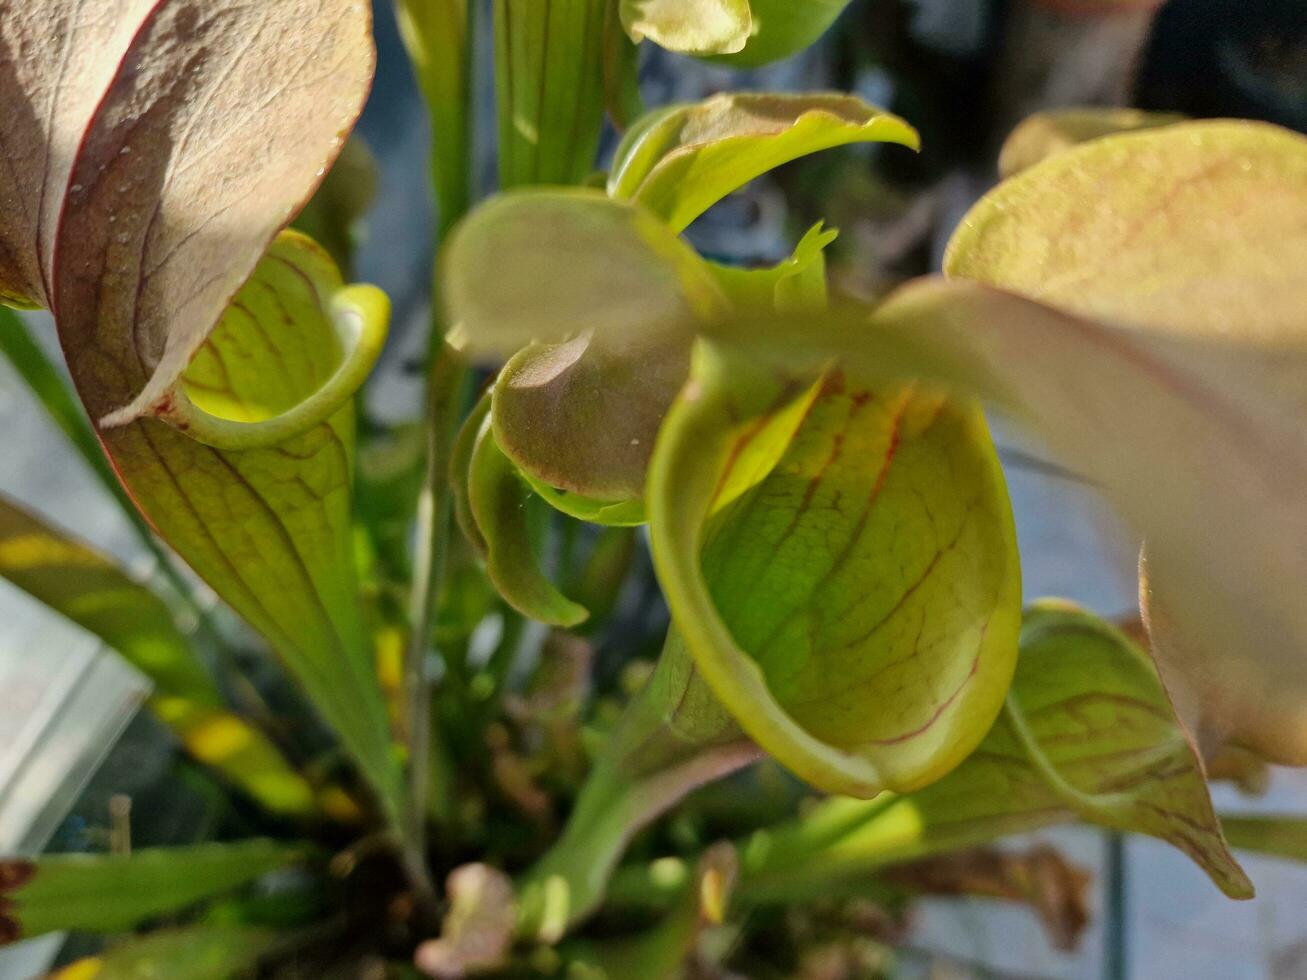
[609,93,919,231]
[0,494,316,818]
[397,0,472,237]
[647,343,1022,798]
[494,0,608,188]
[0,841,305,941]
[1219,815,1307,863]
[0,494,214,701]
[739,604,1252,903]
[49,925,278,980]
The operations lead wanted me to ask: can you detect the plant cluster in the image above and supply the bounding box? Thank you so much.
[0,1,1305,977]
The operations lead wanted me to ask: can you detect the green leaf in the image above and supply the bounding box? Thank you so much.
[609,94,919,231]
[398,0,473,236]
[0,495,316,818]
[96,233,398,814]
[48,925,279,980]
[997,107,1186,178]
[708,221,838,313]
[705,0,854,68]
[646,342,1022,798]
[515,633,760,940]
[735,604,1252,905]
[619,0,752,55]
[0,496,212,700]
[444,189,723,503]
[444,197,839,510]
[494,0,609,188]
[516,473,648,527]
[445,189,723,359]
[0,841,305,941]
[1219,815,1307,863]
[941,119,1307,764]
[466,410,589,628]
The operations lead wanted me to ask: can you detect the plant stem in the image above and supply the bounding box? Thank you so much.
[395,0,478,912]
[403,345,470,909]
[516,639,762,941]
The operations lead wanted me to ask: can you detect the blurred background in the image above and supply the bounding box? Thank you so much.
[2,0,1306,977]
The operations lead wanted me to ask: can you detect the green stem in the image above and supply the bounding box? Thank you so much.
[403,345,470,907]
[396,0,478,912]
[516,638,762,941]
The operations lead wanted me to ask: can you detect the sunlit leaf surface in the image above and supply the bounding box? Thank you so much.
[609,94,918,231]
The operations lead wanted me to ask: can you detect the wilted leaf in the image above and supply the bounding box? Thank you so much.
[887,846,1091,952]
[997,107,1185,178]
[0,496,315,817]
[619,0,752,56]
[47,925,278,980]
[739,604,1252,904]
[494,0,608,189]
[0,840,305,942]
[609,94,918,231]
[647,345,1022,799]
[943,119,1307,763]
[415,864,515,979]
